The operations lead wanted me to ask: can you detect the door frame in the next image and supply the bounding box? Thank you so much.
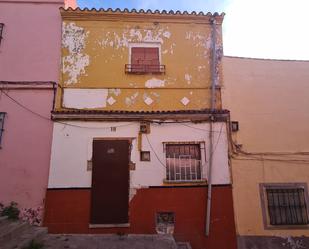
[89,137,135,228]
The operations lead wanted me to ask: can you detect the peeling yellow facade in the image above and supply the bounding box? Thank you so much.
[56,9,224,111]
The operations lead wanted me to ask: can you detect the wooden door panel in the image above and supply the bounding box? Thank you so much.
[90,140,129,225]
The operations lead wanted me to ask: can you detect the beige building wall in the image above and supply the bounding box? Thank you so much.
[222,56,309,238]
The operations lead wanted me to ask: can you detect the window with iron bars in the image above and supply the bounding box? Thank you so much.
[0,23,4,45]
[0,112,6,148]
[165,144,202,182]
[264,186,309,226]
[266,188,309,225]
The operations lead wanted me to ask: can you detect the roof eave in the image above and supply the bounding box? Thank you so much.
[60,7,225,24]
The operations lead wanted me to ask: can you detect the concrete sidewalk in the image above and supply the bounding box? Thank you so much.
[42,234,178,249]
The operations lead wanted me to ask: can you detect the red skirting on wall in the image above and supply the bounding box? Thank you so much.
[44,186,236,249]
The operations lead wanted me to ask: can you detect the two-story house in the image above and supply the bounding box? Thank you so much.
[44,8,237,249]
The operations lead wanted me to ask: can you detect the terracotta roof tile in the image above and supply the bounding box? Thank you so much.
[61,7,225,18]
[52,109,229,115]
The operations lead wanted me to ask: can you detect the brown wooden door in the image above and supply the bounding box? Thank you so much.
[90,140,129,225]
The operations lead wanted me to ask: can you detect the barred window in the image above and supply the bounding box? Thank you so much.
[165,144,202,182]
[0,23,4,45]
[0,112,6,148]
[266,187,309,226]
[260,184,309,229]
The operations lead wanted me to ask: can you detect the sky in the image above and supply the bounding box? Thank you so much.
[77,0,309,60]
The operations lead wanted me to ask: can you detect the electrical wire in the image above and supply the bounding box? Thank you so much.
[225,115,309,163]
[145,122,225,170]
[0,89,135,130]
[1,88,51,121]
[181,123,225,133]
[145,134,167,169]
[1,88,230,133]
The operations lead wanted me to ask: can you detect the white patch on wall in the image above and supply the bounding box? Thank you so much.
[130,29,143,41]
[129,83,138,88]
[107,96,116,106]
[180,97,190,106]
[198,65,206,72]
[151,92,160,98]
[129,188,137,202]
[143,94,154,106]
[97,26,171,51]
[185,31,211,58]
[184,74,192,84]
[62,22,90,85]
[63,89,108,109]
[145,78,166,88]
[163,31,171,38]
[215,46,223,85]
[125,92,139,106]
[109,88,121,96]
[170,43,176,54]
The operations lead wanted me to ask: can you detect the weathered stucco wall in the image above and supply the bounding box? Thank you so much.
[56,10,224,111]
[48,122,230,189]
[222,56,309,239]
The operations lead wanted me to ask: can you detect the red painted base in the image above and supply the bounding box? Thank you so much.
[44,186,237,249]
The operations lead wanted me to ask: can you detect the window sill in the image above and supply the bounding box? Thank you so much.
[163,179,207,186]
[264,224,309,230]
[89,223,130,228]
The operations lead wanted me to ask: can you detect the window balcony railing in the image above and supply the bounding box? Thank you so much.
[125,64,165,74]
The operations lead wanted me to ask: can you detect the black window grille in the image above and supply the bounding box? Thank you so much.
[0,112,6,147]
[0,23,4,45]
[266,188,309,225]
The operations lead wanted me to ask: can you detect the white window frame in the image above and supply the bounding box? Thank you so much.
[163,142,207,183]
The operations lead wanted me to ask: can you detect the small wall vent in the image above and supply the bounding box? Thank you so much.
[231,121,239,132]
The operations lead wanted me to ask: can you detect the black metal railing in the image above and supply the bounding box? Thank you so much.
[125,64,165,74]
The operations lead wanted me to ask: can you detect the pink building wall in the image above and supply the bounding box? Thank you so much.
[0,86,54,209]
[0,0,64,82]
[0,0,75,212]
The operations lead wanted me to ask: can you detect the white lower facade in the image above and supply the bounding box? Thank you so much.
[48,121,230,189]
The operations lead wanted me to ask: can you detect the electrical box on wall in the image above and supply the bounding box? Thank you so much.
[140,122,150,134]
[231,121,239,132]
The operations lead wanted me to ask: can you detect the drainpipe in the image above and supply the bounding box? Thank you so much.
[52,82,57,110]
[205,17,217,236]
